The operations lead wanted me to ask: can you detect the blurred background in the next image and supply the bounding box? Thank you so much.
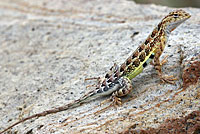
[133,0,200,7]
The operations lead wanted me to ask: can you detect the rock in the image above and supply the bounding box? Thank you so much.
[0,0,199,133]
[122,110,200,134]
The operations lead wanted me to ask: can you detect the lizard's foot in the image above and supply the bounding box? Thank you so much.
[111,95,122,107]
[99,96,122,108]
[159,74,177,84]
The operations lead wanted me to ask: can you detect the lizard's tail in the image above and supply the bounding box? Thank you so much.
[0,90,97,134]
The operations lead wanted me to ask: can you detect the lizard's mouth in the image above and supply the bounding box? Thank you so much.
[185,13,191,19]
[171,27,176,32]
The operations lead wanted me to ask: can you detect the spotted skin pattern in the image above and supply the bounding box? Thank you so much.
[119,9,191,83]
[1,10,191,133]
[90,10,191,105]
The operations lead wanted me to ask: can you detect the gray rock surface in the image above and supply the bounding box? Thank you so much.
[0,0,199,133]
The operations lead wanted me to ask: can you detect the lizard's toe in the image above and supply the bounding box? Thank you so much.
[111,96,122,108]
[160,75,177,84]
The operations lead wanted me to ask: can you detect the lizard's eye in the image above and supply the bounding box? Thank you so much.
[173,14,179,18]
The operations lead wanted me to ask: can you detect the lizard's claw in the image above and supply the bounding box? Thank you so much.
[160,55,168,65]
[159,75,177,84]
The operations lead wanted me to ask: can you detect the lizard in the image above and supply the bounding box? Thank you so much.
[0,9,191,133]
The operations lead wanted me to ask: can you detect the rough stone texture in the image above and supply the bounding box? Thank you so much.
[122,110,200,134]
[181,43,200,89]
[0,0,199,134]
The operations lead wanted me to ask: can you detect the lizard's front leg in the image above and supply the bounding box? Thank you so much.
[153,48,177,84]
[111,77,132,107]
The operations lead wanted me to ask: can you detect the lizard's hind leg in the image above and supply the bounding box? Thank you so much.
[111,77,133,107]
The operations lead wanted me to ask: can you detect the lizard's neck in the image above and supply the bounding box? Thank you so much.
[155,22,170,39]
[165,26,171,36]
[157,20,183,37]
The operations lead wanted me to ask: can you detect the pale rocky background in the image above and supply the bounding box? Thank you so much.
[0,0,199,134]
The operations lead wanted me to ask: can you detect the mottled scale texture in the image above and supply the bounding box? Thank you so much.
[95,9,191,96]
[118,9,191,79]
[96,63,122,94]
[145,45,151,55]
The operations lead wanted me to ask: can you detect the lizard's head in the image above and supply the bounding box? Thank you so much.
[162,9,191,32]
